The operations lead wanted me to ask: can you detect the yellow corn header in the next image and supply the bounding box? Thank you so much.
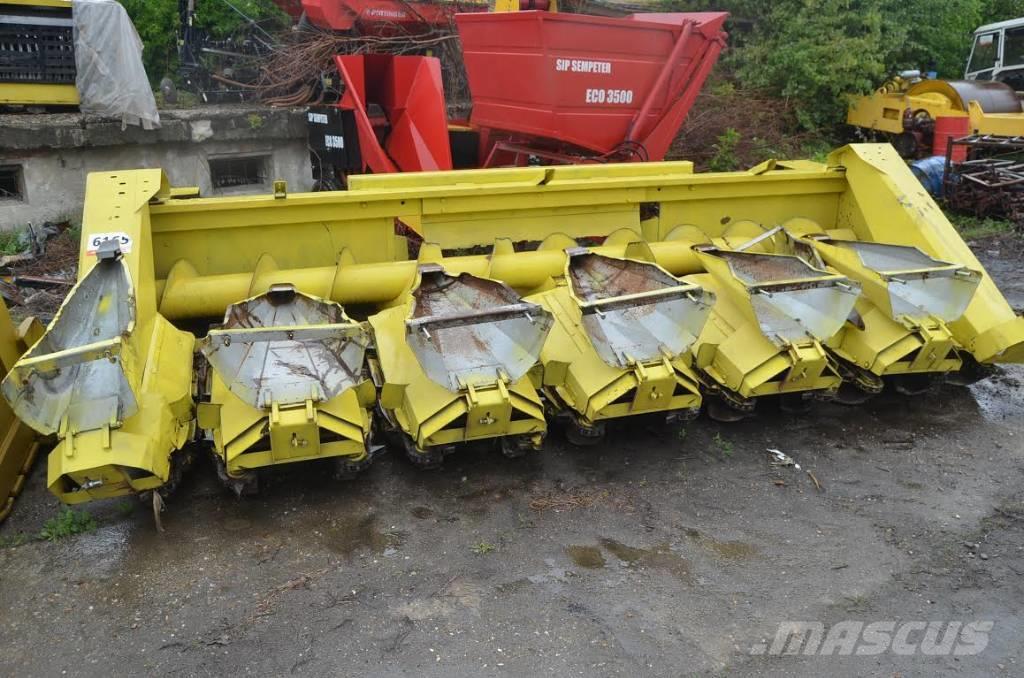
[3,144,1023,504]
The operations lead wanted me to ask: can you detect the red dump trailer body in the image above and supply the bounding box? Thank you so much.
[456,11,728,163]
[316,10,727,181]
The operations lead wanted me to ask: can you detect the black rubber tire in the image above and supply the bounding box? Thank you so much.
[705,397,749,423]
[499,435,539,458]
[403,436,446,470]
[565,420,605,447]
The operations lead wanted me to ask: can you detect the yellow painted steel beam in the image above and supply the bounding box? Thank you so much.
[0,0,71,8]
[0,83,78,106]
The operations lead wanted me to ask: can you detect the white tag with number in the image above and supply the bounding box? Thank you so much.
[85,232,133,256]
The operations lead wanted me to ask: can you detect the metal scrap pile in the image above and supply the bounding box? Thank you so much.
[943,135,1024,228]
[0,224,77,322]
[215,25,468,109]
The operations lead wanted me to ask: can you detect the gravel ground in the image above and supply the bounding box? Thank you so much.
[0,238,1021,678]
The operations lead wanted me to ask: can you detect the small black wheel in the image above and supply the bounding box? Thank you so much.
[891,373,940,396]
[705,397,749,423]
[227,472,259,497]
[666,408,700,425]
[565,419,605,447]
[214,455,259,497]
[403,435,447,469]
[334,455,371,480]
[499,434,540,458]
[834,381,878,406]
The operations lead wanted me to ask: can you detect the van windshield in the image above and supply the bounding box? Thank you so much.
[967,32,1000,75]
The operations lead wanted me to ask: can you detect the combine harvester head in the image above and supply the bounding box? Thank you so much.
[687,245,860,415]
[529,243,712,444]
[5,145,1024,507]
[790,232,983,399]
[197,285,373,494]
[370,265,553,467]
[1,171,196,504]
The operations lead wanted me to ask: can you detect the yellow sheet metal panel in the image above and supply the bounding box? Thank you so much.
[368,276,548,452]
[46,313,194,503]
[1,0,71,7]
[20,171,198,504]
[528,250,710,424]
[0,300,41,522]
[966,101,1024,137]
[831,144,1024,363]
[0,83,78,106]
[199,287,373,475]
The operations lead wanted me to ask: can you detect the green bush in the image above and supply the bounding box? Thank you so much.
[661,0,1022,130]
[708,127,741,171]
[39,507,97,541]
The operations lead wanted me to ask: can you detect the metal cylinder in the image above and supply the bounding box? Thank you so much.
[156,239,709,320]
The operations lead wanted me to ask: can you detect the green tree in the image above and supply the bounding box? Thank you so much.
[120,0,287,83]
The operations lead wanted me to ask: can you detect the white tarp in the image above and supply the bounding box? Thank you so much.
[72,0,160,129]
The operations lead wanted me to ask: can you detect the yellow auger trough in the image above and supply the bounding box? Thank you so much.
[2,144,1023,505]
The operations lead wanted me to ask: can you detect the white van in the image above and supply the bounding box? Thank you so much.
[966,17,1024,90]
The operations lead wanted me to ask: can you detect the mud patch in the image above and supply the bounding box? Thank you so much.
[393,579,483,621]
[325,513,401,558]
[409,506,434,520]
[566,544,606,569]
[684,528,757,560]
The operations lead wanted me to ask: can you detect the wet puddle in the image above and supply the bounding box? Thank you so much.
[684,528,757,560]
[567,531,753,578]
[968,366,1024,423]
[325,513,402,557]
[410,506,435,520]
[599,538,690,581]
[565,545,606,569]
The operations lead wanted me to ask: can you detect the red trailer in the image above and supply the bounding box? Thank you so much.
[457,11,728,165]
[310,10,727,183]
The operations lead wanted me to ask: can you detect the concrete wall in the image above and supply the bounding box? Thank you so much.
[0,105,313,228]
